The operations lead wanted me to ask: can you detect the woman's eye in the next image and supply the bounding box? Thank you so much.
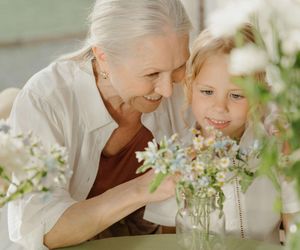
[230,93,244,100]
[200,90,214,96]
[145,72,159,79]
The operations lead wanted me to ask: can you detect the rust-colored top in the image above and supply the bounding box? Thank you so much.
[87,126,160,238]
[87,126,154,197]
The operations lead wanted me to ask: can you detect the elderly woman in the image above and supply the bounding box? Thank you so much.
[4,0,194,249]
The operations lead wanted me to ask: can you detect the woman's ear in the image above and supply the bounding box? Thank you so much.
[92,47,109,74]
[92,47,106,62]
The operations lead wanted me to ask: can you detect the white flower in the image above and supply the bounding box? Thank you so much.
[198,176,210,187]
[208,0,261,38]
[207,187,217,197]
[193,161,205,175]
[147,140,158,152]
[229,44,269,75]
[281,30,300,56]
[154,164,167,174]
[216,172,226,183]
[0,122,70,206]
[204,136,215,147]
[136,127,252,206]
[269,0,300,30]
[0,134,29,179]
[219,157,230,169]
[135,152,145,163]
[193,136,204,150]
[266,65,285,94]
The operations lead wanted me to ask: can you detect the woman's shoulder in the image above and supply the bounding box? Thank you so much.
[25,60,88,91]
[21,60,93,105]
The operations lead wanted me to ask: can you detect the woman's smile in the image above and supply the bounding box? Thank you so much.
[143,94,162,102]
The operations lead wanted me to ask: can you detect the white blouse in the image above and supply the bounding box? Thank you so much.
[0,59,194,250]
[144,122,300,244]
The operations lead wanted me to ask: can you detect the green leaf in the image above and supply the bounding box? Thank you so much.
[294,51,300,68]
[286,161,300,199]
[136,164,152,174]
[290,119,300,150]
[273,196,282,212]
[149,172,168,193]
[0,165,11,182]
[239,173,255,193]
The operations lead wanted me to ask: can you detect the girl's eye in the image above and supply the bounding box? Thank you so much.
[230,93,245,100]
[200,90,214,96]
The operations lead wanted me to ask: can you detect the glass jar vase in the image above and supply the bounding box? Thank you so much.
[175,191,225,250]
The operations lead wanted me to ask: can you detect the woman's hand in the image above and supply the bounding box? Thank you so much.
[135,169,177,203]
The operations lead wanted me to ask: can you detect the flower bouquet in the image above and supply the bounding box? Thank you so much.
[136,127,256,249]
[0,120,71,207]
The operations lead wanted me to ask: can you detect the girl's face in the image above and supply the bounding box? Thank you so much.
[191,53,249,139]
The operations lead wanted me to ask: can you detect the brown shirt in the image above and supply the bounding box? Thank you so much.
[87,126,160,238]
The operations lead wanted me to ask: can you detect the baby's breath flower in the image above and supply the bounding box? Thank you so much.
[193,136,204,150]
[207,187,217,197]
[219,157,230,169]
[198,176,210,188]
[193,161,205,175]
[204,136,215,147]
[135,151,145,163]
[0,121,71,207]
[136,126,253,211]
[216,172,226,183]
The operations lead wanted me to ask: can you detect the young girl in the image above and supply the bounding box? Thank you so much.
[144,26,300,244]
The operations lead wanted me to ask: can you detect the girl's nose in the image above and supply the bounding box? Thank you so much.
[213,97,228,112]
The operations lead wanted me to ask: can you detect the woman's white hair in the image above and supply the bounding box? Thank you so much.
[59,0,191,62]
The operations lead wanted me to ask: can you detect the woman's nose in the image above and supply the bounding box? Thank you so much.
[155,78,173,98]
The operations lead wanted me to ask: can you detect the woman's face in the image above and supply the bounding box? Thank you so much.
[105,33,190,113]
[191,53,249,139]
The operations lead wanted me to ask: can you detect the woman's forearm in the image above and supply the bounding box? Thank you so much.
[44,170,175,248]
[44,178,146,248]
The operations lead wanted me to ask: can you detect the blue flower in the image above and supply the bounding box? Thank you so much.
[198,176,210,187]
[0,124,10,134]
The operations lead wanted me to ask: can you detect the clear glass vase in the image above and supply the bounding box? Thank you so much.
[175,192,225,250]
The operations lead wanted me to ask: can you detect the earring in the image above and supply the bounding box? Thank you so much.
[100,71,109,79]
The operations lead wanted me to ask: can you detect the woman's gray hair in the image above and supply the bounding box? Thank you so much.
[59,0,191,62]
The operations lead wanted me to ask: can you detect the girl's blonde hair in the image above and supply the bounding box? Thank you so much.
[59,0,191,63]
[185,24,258,103]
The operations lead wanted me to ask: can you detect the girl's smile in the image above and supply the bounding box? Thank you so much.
[205,117,231,129]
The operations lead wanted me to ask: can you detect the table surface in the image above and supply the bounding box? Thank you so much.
[58,234,284,250]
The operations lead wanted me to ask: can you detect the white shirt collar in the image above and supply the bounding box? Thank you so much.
[73,60,116,132]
